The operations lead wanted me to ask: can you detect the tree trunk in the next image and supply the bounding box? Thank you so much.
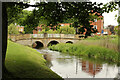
[85,32,89,38]
[76,28,77,34]
[2,2,8,79]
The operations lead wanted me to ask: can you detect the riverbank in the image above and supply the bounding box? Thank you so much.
[49,43,119,63]
[5,40,63,79]
[82,35,118,51]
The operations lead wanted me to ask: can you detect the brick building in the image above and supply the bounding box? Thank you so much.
[82,60,102,77]
[90,16,104,36]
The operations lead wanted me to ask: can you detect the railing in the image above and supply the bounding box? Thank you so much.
[31,34,76,38]
[8,34,84,41]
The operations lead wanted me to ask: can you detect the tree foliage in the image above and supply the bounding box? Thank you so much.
[7,2,26,25]
[38,25,75,34]
[114,26,119,34]
[107,25,115,35]
[8,23,19,35]
[29,2,117,37]
[16,10,32,25]
[59,25,75,34]
[6,1,118,36]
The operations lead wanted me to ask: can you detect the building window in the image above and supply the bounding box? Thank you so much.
[94,25,97,29]
[38,29,41,32]
[61,24,64,26]
[94,19,97,22]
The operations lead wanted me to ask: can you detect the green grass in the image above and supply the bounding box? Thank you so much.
[79,35,118,52]
[85,35,118,45]
[86,35,118,40]
[49,43,119,63]
[5,40,63,79]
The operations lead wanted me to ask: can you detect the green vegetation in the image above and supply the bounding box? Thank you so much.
[58,25,75,34]
[86,35,118,40]
[38,25,75,34]
[81,35,118,52]
[8,23,19,35]
[114,26,118,34]
[86,35,118,44]
[49,43,119,63]
[6,40,63,79]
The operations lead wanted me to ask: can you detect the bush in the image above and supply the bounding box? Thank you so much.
[46,30,58,34]
[59,25,75,34]
[8,23,19,35]
[38,25,76,34]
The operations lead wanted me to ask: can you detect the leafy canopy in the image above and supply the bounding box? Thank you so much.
[6,1,118,37]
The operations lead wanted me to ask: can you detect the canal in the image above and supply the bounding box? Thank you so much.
[36,48,118,78]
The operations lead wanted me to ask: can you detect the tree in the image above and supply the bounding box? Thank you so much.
[114,26,119,35]
[72,22,79,34]
[24,25,33,34]
[2,2,29,78]
[8,23,19,35]
[107,25,115,35]
[59,25,75,34]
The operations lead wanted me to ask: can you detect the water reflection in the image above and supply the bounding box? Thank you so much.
[37,49,118,78]
[81,60,102,77]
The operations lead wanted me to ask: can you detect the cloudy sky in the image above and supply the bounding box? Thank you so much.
[25,0,119,27]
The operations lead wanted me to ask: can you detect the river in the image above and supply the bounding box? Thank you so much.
[36,48,119,78]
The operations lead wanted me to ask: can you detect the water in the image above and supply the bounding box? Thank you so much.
[36,48,119,78]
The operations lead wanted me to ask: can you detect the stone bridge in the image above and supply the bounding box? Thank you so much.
[9,34,84,48]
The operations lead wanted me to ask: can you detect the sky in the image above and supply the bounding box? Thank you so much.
[25,0,119,27]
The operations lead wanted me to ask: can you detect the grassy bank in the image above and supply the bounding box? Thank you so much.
[80,35,118,52]
[6,40,63,79]
[49,43,119,63]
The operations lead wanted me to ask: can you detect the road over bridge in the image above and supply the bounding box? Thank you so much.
[9,34,84,48]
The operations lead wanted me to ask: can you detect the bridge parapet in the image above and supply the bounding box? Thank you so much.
[8,34,84,41]
[8,34,31,41]
[8,34,84,48]
[31,34,76,39]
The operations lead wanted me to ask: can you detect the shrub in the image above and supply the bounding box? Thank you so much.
[59,25,75,34]
[8,23,19,35]
[38,25,75,34]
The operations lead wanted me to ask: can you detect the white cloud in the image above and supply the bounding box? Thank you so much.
[103,10,118,27]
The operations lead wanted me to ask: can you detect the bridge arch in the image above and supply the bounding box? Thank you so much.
[47,40,59,47]
[32,41,44,49]
[66,41,73,44]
